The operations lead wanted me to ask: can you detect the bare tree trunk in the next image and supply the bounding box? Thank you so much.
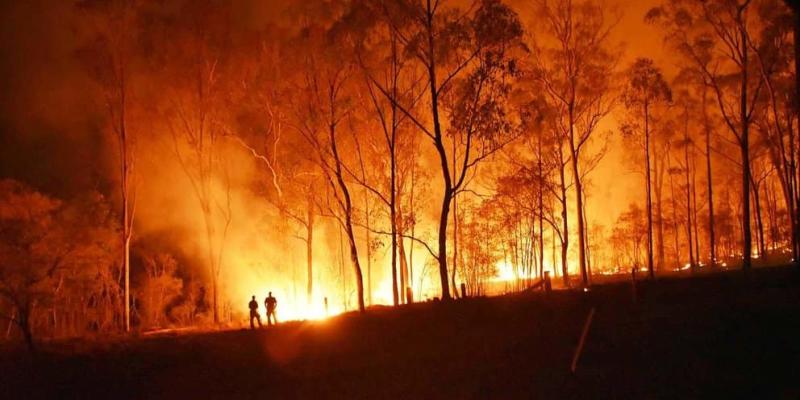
[654,138,666,272]
[199,204,219,323]
[408,154,416,292]
[582,199,592,283]
[307,195,314,304]
[568,109,589,287]
[691,153,701,265]
[398,230,410,303]
[669,165,681,269]
[338,225,346,310]
[703,89,717,267]
[644,101,655,279]
[552,226,558,279]
[123,202,131,332]
[451,177,459,299]
[740,20,753,273]
[792,2,800,266]
[424,1,452,300]
[390,137,399,306]
[684,112,696,272]
[537,132,545,278]
[329,120,366,312]
[765,179,779,251]
[751,175,767,261]
[559,151,570,286]
[365,192,373,306]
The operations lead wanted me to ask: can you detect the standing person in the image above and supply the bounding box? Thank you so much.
[265,292,278,326]
[248,295,262,329]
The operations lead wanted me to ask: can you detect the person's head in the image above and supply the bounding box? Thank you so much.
[268,291,272,296]
[252,295,255,300]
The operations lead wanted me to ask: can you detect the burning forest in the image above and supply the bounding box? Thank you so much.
[2,0,800,398]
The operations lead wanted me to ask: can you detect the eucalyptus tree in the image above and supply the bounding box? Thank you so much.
[649,0,781,271]
[621,58,672,278]
[529,0,620,287]
[369,0,525,299]
[291,10,368,312]
[76,0,141,332]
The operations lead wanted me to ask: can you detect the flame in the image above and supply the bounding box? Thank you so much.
[490,260,550,282]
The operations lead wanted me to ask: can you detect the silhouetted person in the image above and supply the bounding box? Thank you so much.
[265,292,278,326]
[249,295,262,329]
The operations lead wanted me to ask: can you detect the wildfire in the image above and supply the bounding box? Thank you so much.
[491,260,547,282]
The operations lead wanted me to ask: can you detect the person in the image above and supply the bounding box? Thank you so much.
[248,295,262,329]
[264,292,278,326]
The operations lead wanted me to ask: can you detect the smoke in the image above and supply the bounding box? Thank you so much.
[0,0,687,323]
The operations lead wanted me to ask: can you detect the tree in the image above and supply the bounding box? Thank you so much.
[622,58,672,279]
[76,0,140,333]
[349,2,427,304]
[0,180,119,351]
[673,86,700,270]
[158,2,235,323]
[292,16,367,312]
[750,3,800,263]
[530,0,620,287]
[649,0,772,272]
[371,0,524,299]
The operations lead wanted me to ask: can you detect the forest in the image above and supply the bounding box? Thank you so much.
[0,0,797,351]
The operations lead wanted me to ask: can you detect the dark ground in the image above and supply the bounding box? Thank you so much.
[3,266,800,399]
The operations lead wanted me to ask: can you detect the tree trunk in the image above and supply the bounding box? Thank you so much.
[201,205,219,324]
[793,2,800,266]
[538,132,545,278]
[703,89,717,266]
[669,160,682,268]
[425,2,452,300]
[19,303,35,353]
[559,152,570,286]
[344,219,366,312]
[751,176,767,261]
[691,155,701,265]
[398,231,410,304]
[390,141,399,306]
[408,156,416,293]
[644,102,655,279]
[654,134,665,272]
[684,109,696,272]
[451,187,459,299]
[740,19,753,273]
[568,109,588,287]
[307,196,314,304]
[330,121,366,312]
[365,193,374,306]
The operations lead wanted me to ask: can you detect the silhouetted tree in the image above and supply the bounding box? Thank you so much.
[622,58,672,278]
[371,0,524,299]
[76,0,140,332]
[530,0,620,287]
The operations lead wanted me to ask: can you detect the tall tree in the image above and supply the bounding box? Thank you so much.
[622,58,672,279]
[530,0,619,287]
[751,2,800,264]
[159,2,235,323]
[352,3,426,304]
[650,0,769,272]
[373,0,524,299]
[76,0,139,332]
[293,19,367,312]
